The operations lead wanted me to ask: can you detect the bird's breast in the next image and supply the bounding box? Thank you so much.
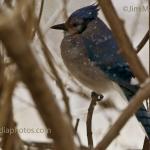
[61,34,114,93]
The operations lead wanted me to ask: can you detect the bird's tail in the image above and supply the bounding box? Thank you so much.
[121,84,150,139]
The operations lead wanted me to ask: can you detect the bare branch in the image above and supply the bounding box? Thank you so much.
[95,79,150,150]
[37,27,72,120]
[0,71,17,130]
[97,0,148,83]
[32,0,45,39]
[38,0,45,25]
[87,92,103,149]
[142,1,150,149]
[94,0,150,149]
[0,69,21,150]
[0,51,4,96]
[75,118,80,133]
[2,116,24,150]
[137,30,149,53]
[0,9,76,150]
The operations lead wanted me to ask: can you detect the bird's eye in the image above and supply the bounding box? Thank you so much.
[72,23,78,27]
[70,21,87,33]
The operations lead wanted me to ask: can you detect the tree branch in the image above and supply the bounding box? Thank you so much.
[95,0,150,149]
[87,92,103,149]
[31,0,45,39]
[95,79,150,150]
[75,118,80,133]
[0,9,76,150]
[136,30,149,53]
[37,27,72,120]
[0,51,4,96]
[97,0,148,83]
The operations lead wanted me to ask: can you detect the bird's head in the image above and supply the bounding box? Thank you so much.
[51,4,99,34]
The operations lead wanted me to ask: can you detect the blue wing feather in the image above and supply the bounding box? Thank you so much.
[82,18,150,138]
[82,18,134,85]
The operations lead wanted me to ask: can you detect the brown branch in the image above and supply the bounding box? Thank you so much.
[94,0,150,149]
[2,115,24,150]
[31,0,45,39]
[97,0,148,83]
[0,70,20,150]
[143,1,150,149]
[37,0,44,26]
[23,0,36,40]
[2,116,15,150]
[143,137,150,150]
[0,52,4,96]
[75,118,80,133]
[95,80,150,150]
[0,73,17,131]
[73,118,83,148]
[136,30,149,53]
[87,92,103,149]
[0,11,76,150]
[37,27,72,120]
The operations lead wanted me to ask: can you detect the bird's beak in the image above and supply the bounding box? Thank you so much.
[51,23,67,31]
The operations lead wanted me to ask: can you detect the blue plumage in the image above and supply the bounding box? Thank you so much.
[82,17,134,85]
[51,4,150,139]
[70,4,99,21]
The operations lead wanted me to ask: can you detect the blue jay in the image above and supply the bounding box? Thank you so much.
[51,4,150,138]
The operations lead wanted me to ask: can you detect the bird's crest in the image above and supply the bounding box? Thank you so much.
[69,4,100,21]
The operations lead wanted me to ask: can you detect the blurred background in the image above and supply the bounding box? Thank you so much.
[12,0,149,149]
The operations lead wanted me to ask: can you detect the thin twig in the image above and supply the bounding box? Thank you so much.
[95,79,150,150]
[74,119,82,147]
[87,92,103,149]
[37,0,44,25]
[37,27,72,120]
[75,118,80,133]
[32,0,45,39]
[136,30,149,53]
